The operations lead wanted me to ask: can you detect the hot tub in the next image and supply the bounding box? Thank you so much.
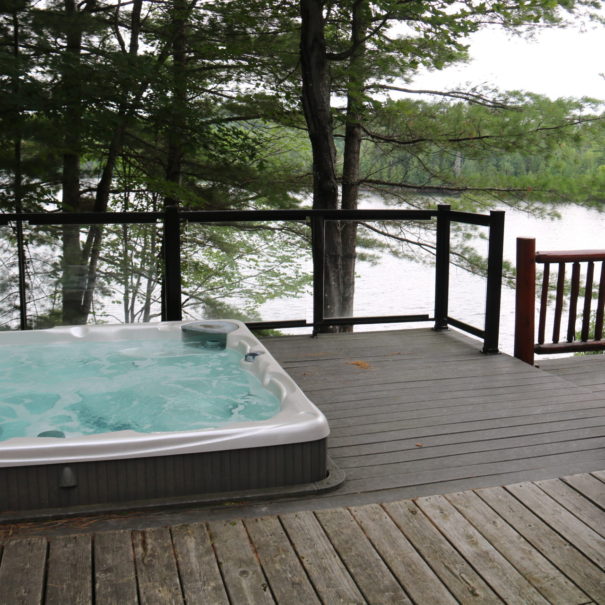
[0,320,330,514]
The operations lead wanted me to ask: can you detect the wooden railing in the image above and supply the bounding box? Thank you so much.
[514,237,605,365]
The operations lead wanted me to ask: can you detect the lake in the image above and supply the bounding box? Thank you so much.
[260,203,605,355]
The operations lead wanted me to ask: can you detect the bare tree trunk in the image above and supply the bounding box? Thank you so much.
[299,0,342,326]
[60,0,86,325]
[80,0,144,321]
[12,7,28,329]
[339,0,369,329]
[165,0,189,206]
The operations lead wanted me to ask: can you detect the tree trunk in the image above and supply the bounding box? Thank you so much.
[60,0,86,325]
[165,0,188,206]
[80,0,144,321]
[339,0,369,329]
[12,7,28,329]
[299,0,341,326]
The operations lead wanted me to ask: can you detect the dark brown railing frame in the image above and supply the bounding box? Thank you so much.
[514,237,605,365]
[1,204,505,353]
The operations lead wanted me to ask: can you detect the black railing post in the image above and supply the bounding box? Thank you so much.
[483,210,505,354]
[162,205,183,321]
[311,213,325,336]
[434,204,451,330]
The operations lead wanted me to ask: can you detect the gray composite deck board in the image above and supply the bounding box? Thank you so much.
[538,355,605,393]
[257,328,605,508]
[3,472,604,604]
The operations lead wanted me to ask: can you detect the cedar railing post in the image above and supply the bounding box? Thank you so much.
[514,237,536,365]
[434,204,450,331]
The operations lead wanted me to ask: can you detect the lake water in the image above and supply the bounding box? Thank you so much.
[260,203,605,355]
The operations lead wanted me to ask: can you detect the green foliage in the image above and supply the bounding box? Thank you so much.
[1,0,603,327]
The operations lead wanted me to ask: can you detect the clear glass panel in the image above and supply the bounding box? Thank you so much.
[323,219,436,324]
[181,221,312,324]
[21,222,162,328]
[448,222,489,331]
[0,223,21,329]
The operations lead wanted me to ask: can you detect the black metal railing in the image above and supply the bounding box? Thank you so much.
[0,204,505,353]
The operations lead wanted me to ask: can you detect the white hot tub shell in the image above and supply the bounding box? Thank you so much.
[0,320,330,513]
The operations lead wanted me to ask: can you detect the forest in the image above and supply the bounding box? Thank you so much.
[1,0,603,329]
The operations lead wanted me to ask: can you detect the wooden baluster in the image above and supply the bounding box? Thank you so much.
[566,262,580,342]
[552,263,565,343]
[581,261,594,342]
[537,263,549,345]
[595,261,605,341]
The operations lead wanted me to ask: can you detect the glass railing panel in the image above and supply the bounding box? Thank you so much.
[19,221,162,328]
[448,222,489,331]
[321,219,435,326]
[180,221,312,327]
[0,223,21,330]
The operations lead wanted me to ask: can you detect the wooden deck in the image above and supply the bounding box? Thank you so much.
[0,327,603,527]
[1,328,604,603]
[538,354,605,395]
[255,328,605,512]
[1,471,604,604]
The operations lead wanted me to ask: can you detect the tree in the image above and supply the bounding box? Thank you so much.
[296,0,603,329]
[0,0,314,327]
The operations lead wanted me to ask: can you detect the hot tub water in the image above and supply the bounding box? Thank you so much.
[0,339,280,441]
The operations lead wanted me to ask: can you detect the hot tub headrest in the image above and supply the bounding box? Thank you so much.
[181,320,239,349]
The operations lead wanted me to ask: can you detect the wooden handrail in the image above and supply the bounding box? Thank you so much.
[514,237,605,365]
[536,250,605,262]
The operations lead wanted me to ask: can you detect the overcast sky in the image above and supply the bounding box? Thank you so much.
[410,20,604,101]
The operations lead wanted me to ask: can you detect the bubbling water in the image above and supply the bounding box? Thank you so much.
[0,339,280,441]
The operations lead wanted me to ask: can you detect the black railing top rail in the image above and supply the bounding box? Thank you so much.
[0,205,498,226]
[2,204,504,353]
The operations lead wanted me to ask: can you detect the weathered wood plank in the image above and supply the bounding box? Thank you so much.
[536,478,605,538]
[0,537,47,605]
[280,511,365,604]
[477,486,605,603]
[446,490,589,605]
[416,495,549,604]
[563,473,605,509]
[506,482,605,570]
[243,516,320,604]
[208,519,274,605]
[592,470,605,482]
[350,504,457,605]
[383,499,502,604]
[315,507,411,604]
[171,523,229,605]
[46,534,92,605]
[132,527,183,605]
[94,530,138,605]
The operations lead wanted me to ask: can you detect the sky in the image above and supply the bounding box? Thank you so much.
[410,19,604,101]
